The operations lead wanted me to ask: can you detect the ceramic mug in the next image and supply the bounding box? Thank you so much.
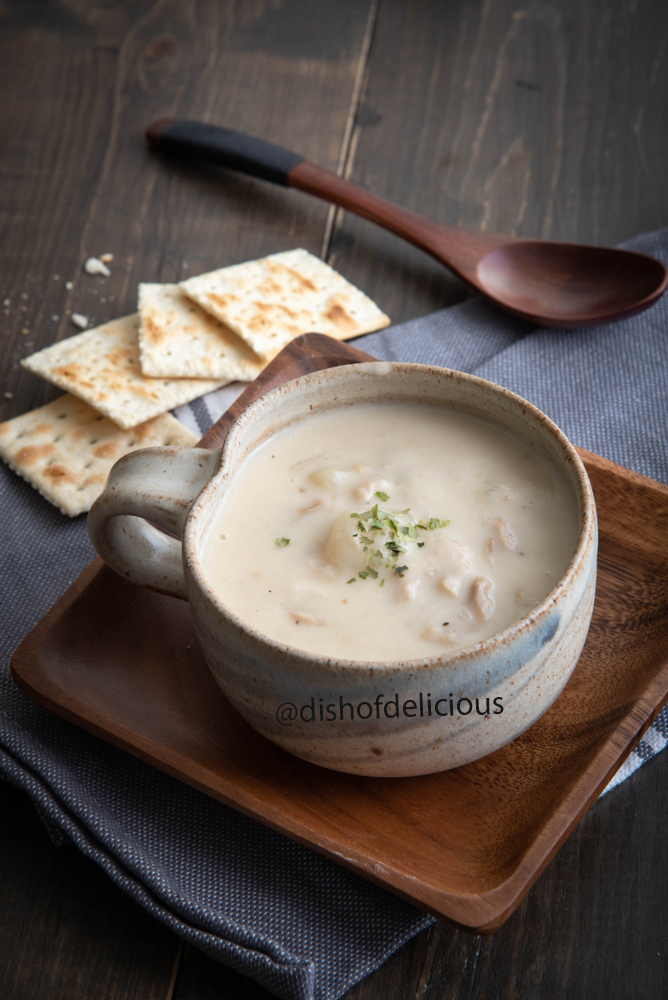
[88,363,598,777]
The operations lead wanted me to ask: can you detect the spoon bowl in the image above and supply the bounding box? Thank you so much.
[476,241,668,326]
[146,119,668,327]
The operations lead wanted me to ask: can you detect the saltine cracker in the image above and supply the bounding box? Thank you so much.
[179,248,390,359]
[21,314,227,429]
[0,394,198,516]
[138,283,264,380]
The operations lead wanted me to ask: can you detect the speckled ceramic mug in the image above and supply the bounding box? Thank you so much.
[88,363,597,776]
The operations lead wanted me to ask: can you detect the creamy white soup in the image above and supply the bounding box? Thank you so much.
[201,403,579,661]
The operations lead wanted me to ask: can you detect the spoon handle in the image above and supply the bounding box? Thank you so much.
[145,119,486,281]
[146,118,304,184]
[288,160,478,273]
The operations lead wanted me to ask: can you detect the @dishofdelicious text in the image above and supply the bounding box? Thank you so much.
[276,693,504,726]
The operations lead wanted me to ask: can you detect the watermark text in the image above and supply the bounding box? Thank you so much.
[276,692,503,726]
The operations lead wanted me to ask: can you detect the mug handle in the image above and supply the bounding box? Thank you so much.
[87,446,221,599]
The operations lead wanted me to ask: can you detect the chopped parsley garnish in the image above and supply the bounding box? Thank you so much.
[275,537,290,547]
[342,502,450,586]
[347,578,356,584]
[375,491,390,501]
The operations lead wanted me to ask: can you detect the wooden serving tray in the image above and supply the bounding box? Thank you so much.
[11,334,668,933]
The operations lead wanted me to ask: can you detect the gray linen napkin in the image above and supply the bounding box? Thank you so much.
[2,229,667,1000]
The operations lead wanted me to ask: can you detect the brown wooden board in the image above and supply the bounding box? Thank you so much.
[11,334,668,934]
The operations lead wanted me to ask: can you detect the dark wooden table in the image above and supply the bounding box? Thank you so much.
[2,3,668,998]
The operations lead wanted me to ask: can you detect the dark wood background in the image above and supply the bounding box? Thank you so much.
[2,2,668,998]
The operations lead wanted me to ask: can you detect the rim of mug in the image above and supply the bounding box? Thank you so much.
[183,362,597,673]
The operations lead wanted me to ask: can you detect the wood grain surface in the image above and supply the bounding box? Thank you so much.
[2,2,668,999]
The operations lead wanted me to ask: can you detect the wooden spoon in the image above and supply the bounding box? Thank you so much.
[146,119,667,328]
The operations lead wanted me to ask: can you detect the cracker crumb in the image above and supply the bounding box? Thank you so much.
[100,253,114,263]
[71,313,89,329]
[4,391,13,399]
[65,281,73,291]
[84,257,111,277]
[21,328,29,335]
[20,292,28,300]
[3,298,9,307]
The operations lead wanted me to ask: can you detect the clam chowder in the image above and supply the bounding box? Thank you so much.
[201,403,579,661]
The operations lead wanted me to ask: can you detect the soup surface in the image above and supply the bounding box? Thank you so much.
[201,403,579,661]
